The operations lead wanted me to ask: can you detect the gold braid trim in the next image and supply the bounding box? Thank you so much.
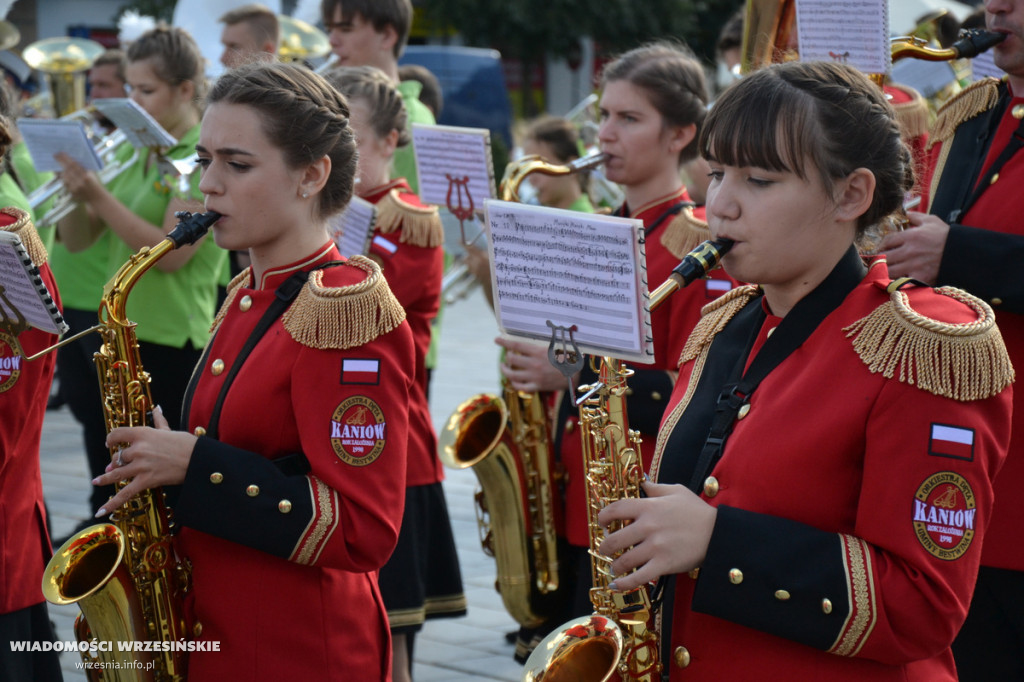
[888,83,930,140]
[0,207,47,266]
[928,77,1001,150]
[209,269,252,333]
[659,205,709,259]
[678,285,760,366]
[375,189,444,248]
[282,255,406,350]
[844,284,1014,401]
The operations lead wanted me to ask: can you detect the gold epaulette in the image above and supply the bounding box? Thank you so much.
[659,205,709,259]
[375,189,444,248]
[928,77,1002,150]
[888,83,929,140]
[844,281,1014,401]
[209,268,253,333]
[678,284,760,366]
[0,207,47,266]
[282,255,407,350]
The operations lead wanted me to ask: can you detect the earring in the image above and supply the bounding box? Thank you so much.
[302,191,309,198]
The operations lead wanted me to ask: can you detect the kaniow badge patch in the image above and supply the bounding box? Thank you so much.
[0,330,22,393]
[912,471,977,561]
[330,396,387,466]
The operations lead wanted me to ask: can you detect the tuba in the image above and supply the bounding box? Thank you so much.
[22,36,105,118]
[42,210,221,681]
[277,14,331,63]
[523,238,734,682]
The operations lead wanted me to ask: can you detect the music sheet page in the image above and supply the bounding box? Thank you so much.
[412,123,495,209]
[329,195,376,258]
[0,233,66,335]
[796,0,889,75]
[16,119,103,173]
[484,199,653,364]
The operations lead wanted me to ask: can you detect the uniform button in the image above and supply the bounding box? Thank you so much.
[673,646,691,668]
[688,568,700,580]
[193,426,206,436]
[766,326,776,337]
[651,391,662,401]
[1013,104,1024,119]
[239,295,253,312]
[822,598,833,614]
[246,485,260,497]
[737,403,751,419]
[278,499,293,513]
[775,590,791,601]
[211,359,225,375]
[703,476,719,498]
[992,297,1003,307]
[564,420,575,434]
[729,568,743,584]
[210,472,223,484]
[625,387,634,396]
[990,172,1000,185]
[193,621,203,636]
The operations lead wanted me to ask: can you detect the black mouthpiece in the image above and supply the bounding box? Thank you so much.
[670,238,734,288]
[953,29,1007,60]
[168,211,221,248]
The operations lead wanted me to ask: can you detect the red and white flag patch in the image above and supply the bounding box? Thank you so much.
[341,358,381,385]
[371,235,398,258]
[705,278,732,299]
[929,423,974,461]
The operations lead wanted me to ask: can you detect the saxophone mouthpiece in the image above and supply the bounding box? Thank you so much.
[168,210,222,248]
[670,237,734,288]
[952,29,1007,59]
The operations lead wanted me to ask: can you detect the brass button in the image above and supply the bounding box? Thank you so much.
[210,472,223,484]
[775,590,791,601]
[703,476,719,498]
[278,499,293,513]
[766,326,776,337]
[211,359,225,375]
[1013,104,1024,120]
[822,598,833,614]
[193,621,203,636]
[246,484,260,497]
[625,387,634,396]
[239,295,253,312]
[193,426,206,437]
[728,568,743,584]
[673,646,691,668]
[737,403,751,419]
[651,391,662,401]
[564,420,575,434]
[992,297,1003,307]
[688,568,700,580]
[990,172,1000,185]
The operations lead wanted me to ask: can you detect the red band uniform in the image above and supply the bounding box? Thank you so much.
[650,252,1012,680]
[175,244,413,681]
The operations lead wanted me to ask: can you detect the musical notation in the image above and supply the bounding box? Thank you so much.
[796,0,890,75]
[412,123,495,208]
[0,231,67,337]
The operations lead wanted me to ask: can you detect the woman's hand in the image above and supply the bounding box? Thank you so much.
[496,336,574,393]
[55,152,106,205]
[94,406,198,516]
[597,481,717,592]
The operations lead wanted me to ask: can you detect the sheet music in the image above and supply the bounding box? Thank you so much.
[0,232,67,336]
[796,0,890,75]
[16,119,103,173]
[484,199,653,364]
[329,196,376,258]
[890,58,958,98]
[970,51,1005,81]
[92,98,177,148]
[412,123,495,209]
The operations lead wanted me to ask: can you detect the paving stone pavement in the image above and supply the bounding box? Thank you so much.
[38,287,526,682]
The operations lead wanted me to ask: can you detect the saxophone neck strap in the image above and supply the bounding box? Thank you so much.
[182,261,344,439]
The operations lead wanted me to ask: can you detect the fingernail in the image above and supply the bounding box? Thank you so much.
[154,404,163,414]
[94,508,107,518]
[92,476,102,484]
[608,581,619,591]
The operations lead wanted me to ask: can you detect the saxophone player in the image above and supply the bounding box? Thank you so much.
[599,60,1012,682]
[92,61,413,681]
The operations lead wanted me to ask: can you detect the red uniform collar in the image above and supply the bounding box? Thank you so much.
[620,186,691,220]
[359,178,411,204]
[255,242,339,290]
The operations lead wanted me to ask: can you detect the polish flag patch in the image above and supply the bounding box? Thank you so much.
[341,358,381,385]
[705,278,732,298]
[929,423,975,461]
[371,235,398,258]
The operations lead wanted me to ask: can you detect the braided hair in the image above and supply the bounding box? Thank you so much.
[323,65,410,148]
[600,41,709,166]
[127,25,207,106]
[206,61,357,219]
[700,61,914,237]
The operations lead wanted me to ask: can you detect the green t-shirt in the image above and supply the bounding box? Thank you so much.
[394,79,436,195]
[567,194,595,214]
[8,141,55,249]
[104,124,228,348]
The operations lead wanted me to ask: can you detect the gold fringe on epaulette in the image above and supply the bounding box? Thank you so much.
[928,78,1001,149]
[888,83,930,140]
[282,255,407,350]
[375,189,444,248]
[844,286,1014,401]
[209,269,252,333]
[678,284,760,366]
[1,207,47,266]
[659,206,709,260]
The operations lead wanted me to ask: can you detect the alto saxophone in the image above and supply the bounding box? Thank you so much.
[523,238,733,682]
[42,210,221,681]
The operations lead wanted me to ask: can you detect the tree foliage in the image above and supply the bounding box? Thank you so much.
[116,0,177,23]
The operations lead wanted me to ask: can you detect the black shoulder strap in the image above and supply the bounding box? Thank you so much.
[181,261,344,437]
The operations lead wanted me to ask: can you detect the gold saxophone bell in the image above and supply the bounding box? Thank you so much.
[522,614,624,682]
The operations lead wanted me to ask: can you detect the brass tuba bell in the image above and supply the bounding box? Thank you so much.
[22,36,105,118]
[277,14,331,63]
